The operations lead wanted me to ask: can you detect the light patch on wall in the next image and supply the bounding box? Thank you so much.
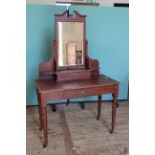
[26,0,129,6]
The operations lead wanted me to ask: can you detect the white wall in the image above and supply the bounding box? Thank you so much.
[26,0,129,6]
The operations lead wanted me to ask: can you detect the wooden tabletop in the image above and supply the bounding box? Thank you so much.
[36,74,119,93]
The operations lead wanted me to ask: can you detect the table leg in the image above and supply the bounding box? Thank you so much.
[111,93,117,133]
[51,104,56,112]
[79,102,85,109]
[36,89,43,131]
[38,105,43,131]
[97,95,102,120]
[66,99,70,106]
[40,96,48,147]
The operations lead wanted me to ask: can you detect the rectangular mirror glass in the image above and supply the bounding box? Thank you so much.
[57,22,84,68]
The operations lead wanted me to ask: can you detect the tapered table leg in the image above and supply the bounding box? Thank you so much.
[111,93,117,133]
[97,95,102,120]
[40,96,48,147]
[36,89,43,131]
[41,107,48,147]
[38,105,43,131]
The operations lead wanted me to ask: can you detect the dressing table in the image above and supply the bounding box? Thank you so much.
[35,10,119,147]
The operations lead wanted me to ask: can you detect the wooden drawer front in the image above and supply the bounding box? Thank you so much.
[45,85,118,101]
[57,70,91,81]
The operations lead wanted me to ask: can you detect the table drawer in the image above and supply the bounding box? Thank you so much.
[45,85,118,101]
[57,70,91,81]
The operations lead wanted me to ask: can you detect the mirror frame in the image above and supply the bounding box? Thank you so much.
[55,10,87,71]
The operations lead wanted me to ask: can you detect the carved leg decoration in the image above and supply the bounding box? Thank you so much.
[97,95,102,120]
[111,93,117,133]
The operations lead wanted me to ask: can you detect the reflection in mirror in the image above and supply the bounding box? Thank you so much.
[57,22,84,67]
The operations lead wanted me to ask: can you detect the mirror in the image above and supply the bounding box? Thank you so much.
[57,22,84,68]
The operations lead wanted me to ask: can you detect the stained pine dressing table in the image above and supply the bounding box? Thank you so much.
[35,10,119,147]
